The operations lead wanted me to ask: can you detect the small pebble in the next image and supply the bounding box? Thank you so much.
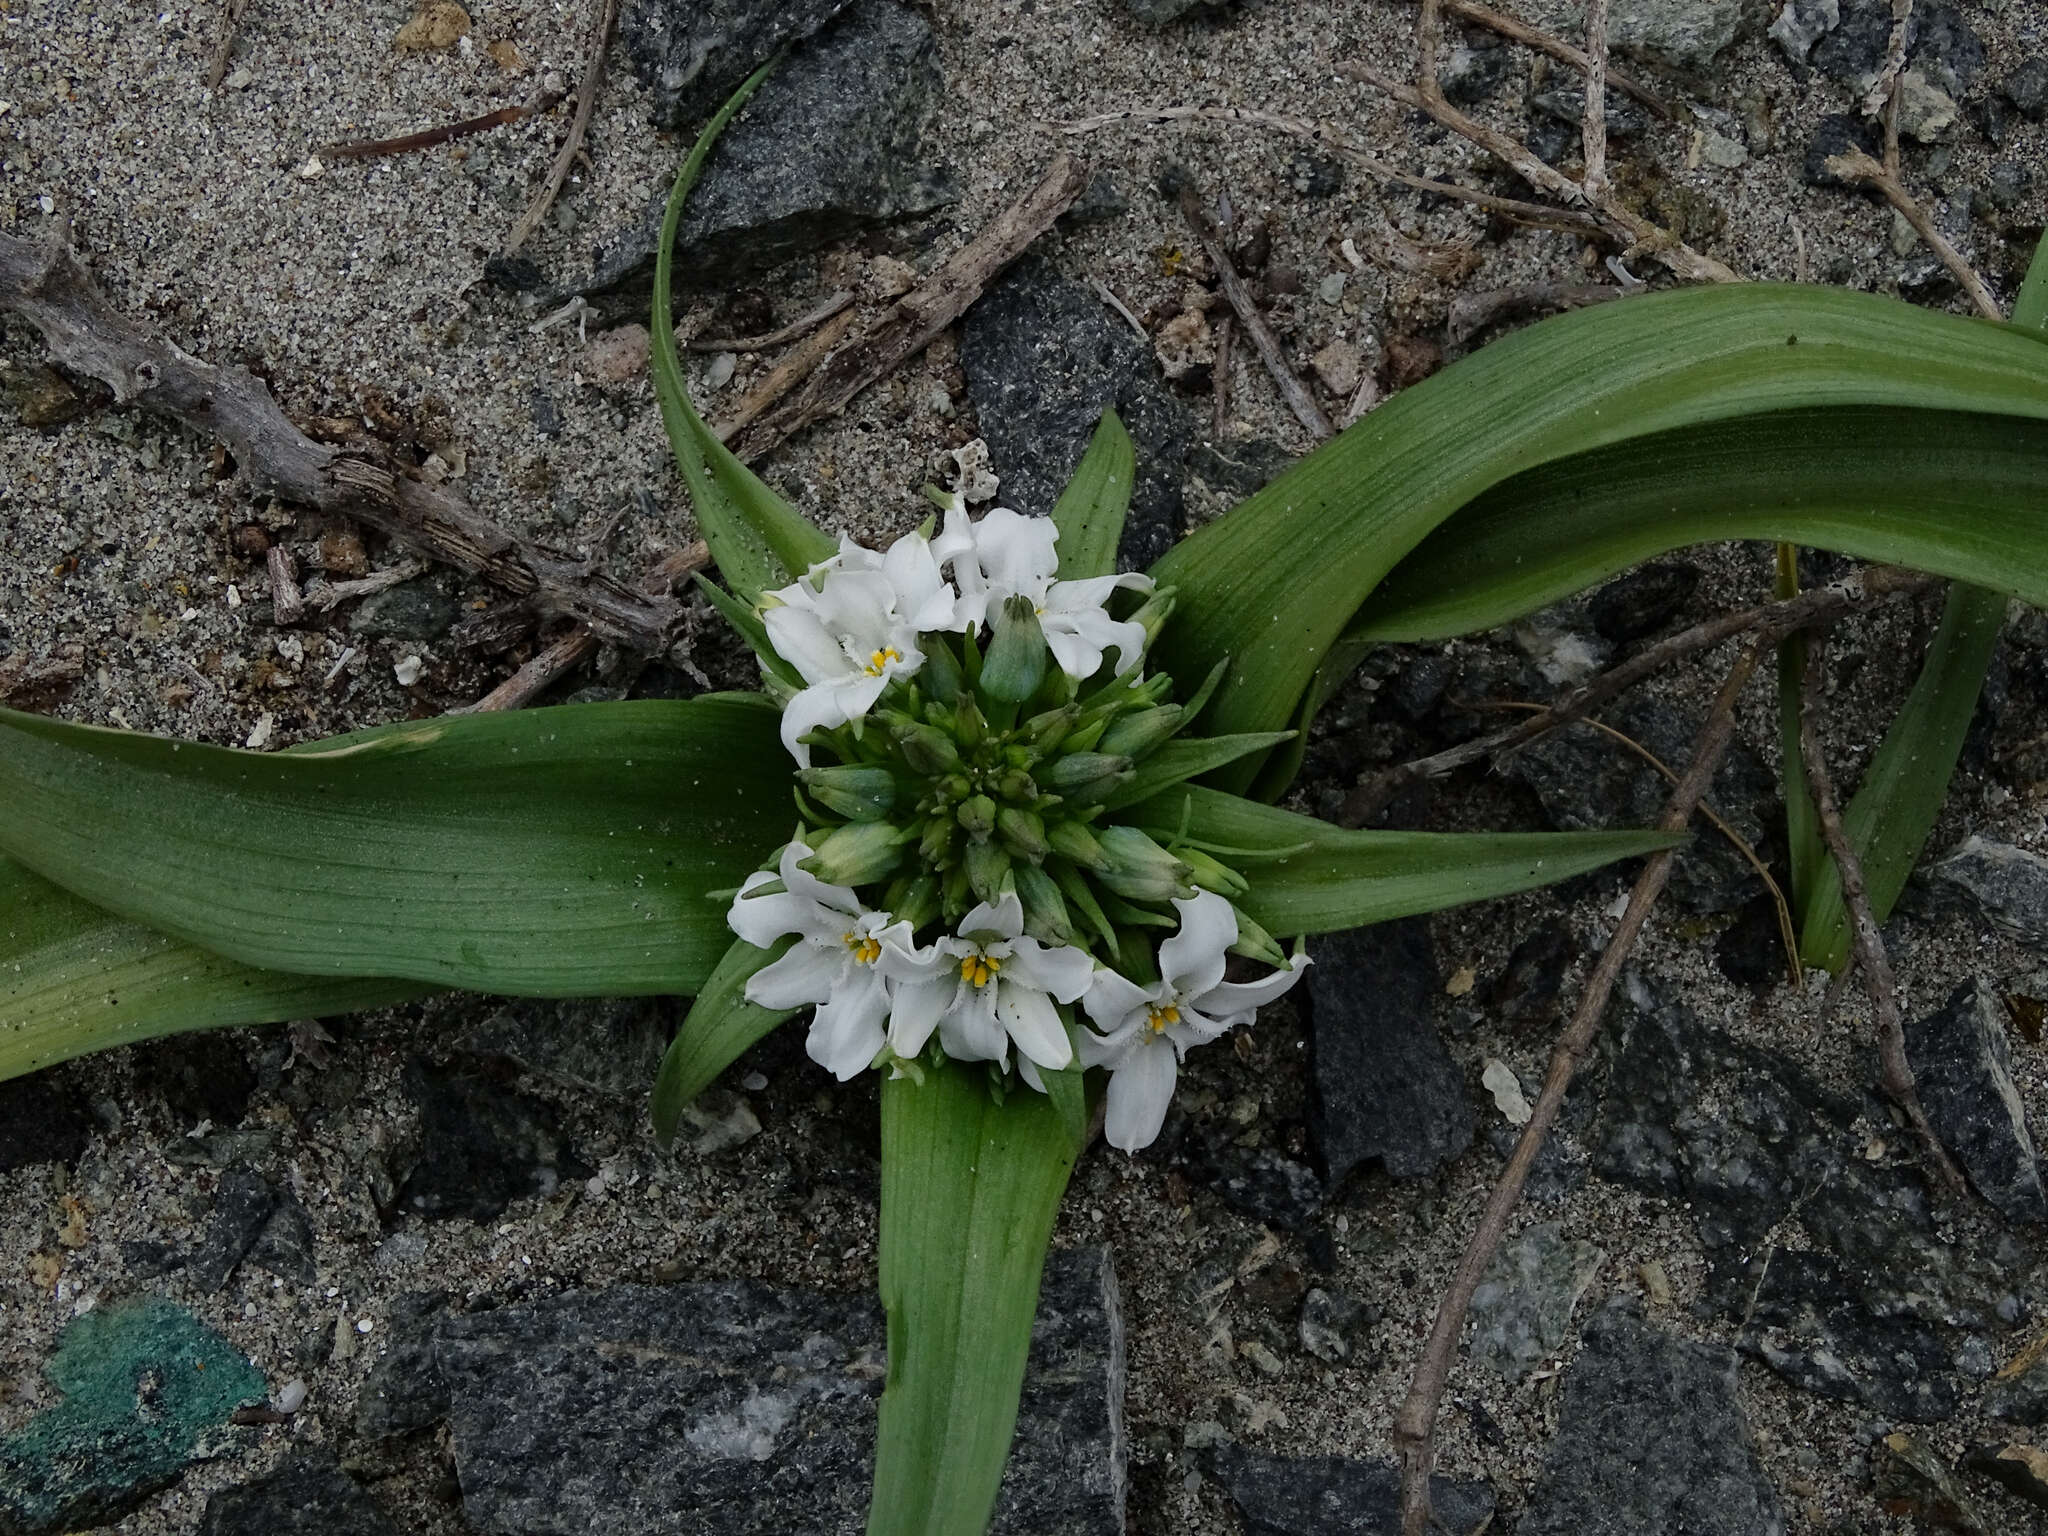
[224,66,254,90]
[1317,272,1347,305]
[703,352,737,390]
[274,1377,308,1413]
[393,655,424,686]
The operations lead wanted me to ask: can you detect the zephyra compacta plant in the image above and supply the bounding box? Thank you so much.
[726,499,1309,1151]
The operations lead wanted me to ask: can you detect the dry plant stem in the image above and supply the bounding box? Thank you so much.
[206,0,254,89]
[1061,107,1606,237]
[725,154,1087,462]
[1824,148,2000,320]
[1446,281,1619,345]
[1394,637,1769,1536]
[1339,60,1740,285]
[1863,0,1914,118]
[1437,0,1674,118]
[501,0,621,257]
[0,228,684,653]
[1178,185,1333,440]
[1417,0,1443,93]
[712,307,859,443]
[1212,314,1234,435]
[1793,642,1973,1199]
[1092,278,1149,344]
[302,561,430,614]
[319,92,564,161]
[266,545,306,625]
[1580,0,1611,200]
[1338,567,1937,825]
[685,291,854,353]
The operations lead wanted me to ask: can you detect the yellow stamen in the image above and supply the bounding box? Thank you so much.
[844,932,881,965]
[864,646,903,677]
[1145,1003,1181,1033]
[959,953,1002,987]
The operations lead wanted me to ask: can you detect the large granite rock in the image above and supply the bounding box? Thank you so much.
[395,1060,587,1223]
[621,0,853,130]
[198,1450,397,1536]
[1207,1444,1495,1534]
[1905,979,2047,1224]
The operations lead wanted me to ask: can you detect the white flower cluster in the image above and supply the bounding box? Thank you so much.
[729,503,1309,1151]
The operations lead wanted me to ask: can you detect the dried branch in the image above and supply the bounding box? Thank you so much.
[685,291,854,353]
[1580,0,1612,200]
[712,307,858,443]
[501,0,621,258]
[266,544,306,625]
[1446,280,1620,345]
[1862,0,1914,120]
[1212,313,1234,434]
[0,645,85,708]
[1339,567,1938,826]
[1394,637,1771,1536]
[724,153,1088,463]
[1823,148,2000,321]
[206,0,254,90]
[318,90,564,162]
[0,227,684,653]
[1060,106,1606,237]
[301,560,431,614]
[1437,0,1675,119]
[1179,184,1333,440]
[1793,638,1972,1198]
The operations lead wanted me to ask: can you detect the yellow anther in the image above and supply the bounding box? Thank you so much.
[959,953,1001,987]
[864,646,903,677]
[1145,1003,1181,1033]
[844,932,881,966]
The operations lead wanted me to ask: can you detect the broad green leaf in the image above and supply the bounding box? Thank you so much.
[1798,582,2005,971]
[1039,1059,1089,1151]
[0,857,427,1083]
[652,64,835,600]
[1096,731,1294,812]
[1128,786,1679,934]
[2017,226,2048,334]
[0,700,790,996]
[1151,283,2048,775]
[871,1062,1077,1536]
[650,935,797,1143]
[1050,410,1135,580]
[1351,406,2048,643]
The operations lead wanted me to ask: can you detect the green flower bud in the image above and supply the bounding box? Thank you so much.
[1050,858,1118,948]
[921,635,963,704]
[1038,752,1133,805]
[1063,716,1109,754]
[1012,864,1072,945]
[980,593,1049,704]
[1228,907,1290,968]
[994,766,1039,803]
[883,872,942,932]
[891,719,961,776]
[997,806,1049,863]
[1127,586,1178,649]
[1179,846,1250,898]
[797,765,898,823]
[956,793,999,840]
[1095,825,1194,904]
[1046,819,1108,870]
[953,694,988,748]
[942,861,973,919]
[1023,704,1079,754]
[919,814,956,864]
[1099,704,1183,759]
[964,838,1013,905]
[800,821,908,887]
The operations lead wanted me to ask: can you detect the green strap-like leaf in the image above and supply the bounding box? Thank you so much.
[871,1062,1077,1536]
[1,857,427,1083]
[1050,410,1136,580]
[1128,786,1679,934]
[1150,283,2048,763]
[2017,226,2048,334]
[0,700,790,996]
[650,934,797,1143]
[652,64,835,600]
[1096,730,1294,812]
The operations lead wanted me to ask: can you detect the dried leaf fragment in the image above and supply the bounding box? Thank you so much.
[395,0,471,52]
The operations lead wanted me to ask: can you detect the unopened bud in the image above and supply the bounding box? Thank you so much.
[956,793,999,840]
[1046,819,1107,870]
[1228,907,1290,968]
[921,636,963,704]
[798,764,898,823]
[997,806,1049,863]
[800,821,908,887]
[883,872,942,932]
[1127,586,1178,648]
[919,814,956,864]
[1038,751,1133,806]
[1013,864,1073,945]
[1095,825,1194,904]
[891,720,960,777]
[1099,704,1183,759]
[994,767,1039,802]
[964,838,1014,905]
[980,593,1049,703]
[1023,704,1079,754]
[952,694,988,747]
[1179,846,1249,898]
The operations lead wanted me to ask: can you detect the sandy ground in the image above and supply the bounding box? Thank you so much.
[5,0,2048,1530]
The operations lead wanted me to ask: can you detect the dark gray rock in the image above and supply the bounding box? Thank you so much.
[1906,980,2047,1224]
[354,1290,453,1441]
[1805,112,1882,188]
[578,2,953,302]
[199,1449,397,1536]
[1983,161,2032,213]
[1123,0,1230,25]
[247,1192,316,1285]
[1467,1222,1605,1383]
[1507,696,1771,913]
[188,1166,279,1293]
[1965,1441,2048,1510]
[960,256,1194,572]
[461,997,672,1099]
[1928,837,2048,946]
[2009,58,2048,120]
[1524,0,1743,69]
[1304,920,1474,1186]
[1187,437,1296,498]
[395,1061,586,1223]
[1297,1287,1374,1365]
[1990,1353,2048,1425]
[1588,561,1700,643]
[1876,1431,1988,1533]
[1815,0,1982,92]
[1207,1445,1494,1535]
[1485,920,1577,1024]
[1769,0,1839,66]
[1285,153,1345,199]
[1531,88,1649,142]
[1060,174,1129,228]
[1912,3,1985,95]
[348,580,458,641]
[0,1076,90,1173]
[1178,1131,1326,1232]
[620,0,852,131]
[1440,41,1513,104]
[1519,1303,1785,1536]
[434,1248,1124,1534]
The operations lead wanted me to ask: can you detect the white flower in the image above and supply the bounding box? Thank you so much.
[761,531,957,766]
[729,840,921,1081]
[1080,891,1311,1152]
[934,504,1153,679]
[881,891,1093,1073]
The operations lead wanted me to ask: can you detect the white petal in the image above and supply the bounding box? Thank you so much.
[726,877,811,949]
[1082,967,1158,1034]
[886,975,955,1059]
[957,891,1025,943]
[939,985,1008,1063]
[973,508,1057,599]
[762,604,856,687]
[1159,891,1236,1000]
[1015,1055,1047,1093]
[1077,1017,1143,1069]
[745,941,844,1010]
[882,531,957,633]
[777,673,887,766]
[806,966,888,1080]
[996,981,1072,1070]
[1197,953,1313,1026]
[1041,623,1105,680]
[1004,938,1095,1004]
[1103,1040,1178,1152]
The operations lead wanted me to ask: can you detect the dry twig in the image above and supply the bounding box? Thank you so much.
[724,154,1087,462]
[1436,0,1674,119]
[1394,637,1771,1536]
[1212,313,1234,435]
[685,291,855,353]
[266,544,306,625]
[1823,148,2000,320]
[1862,0,1914,119]
[0,227,684,653]
[1580,0,1612,200]
[301,560,431,614]
[713,307,859,443]
[501,0,621,257]
[318,91,565,162]
[1793,639,1972,1198]
[1179,184,1333,440]
[205,0,254,90]
[1446,280,1620,345]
